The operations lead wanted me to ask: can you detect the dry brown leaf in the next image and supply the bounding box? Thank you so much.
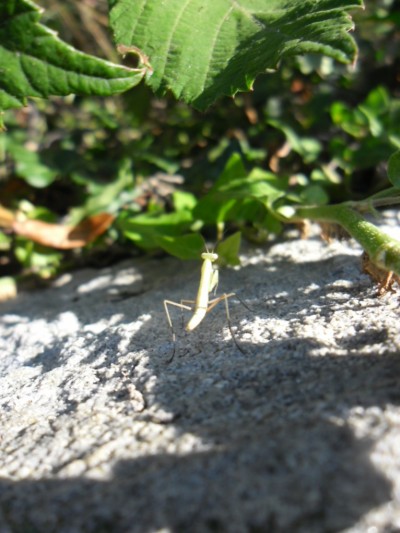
[319,222,349,243]
[12,213,115,249]
[361,251,400,295]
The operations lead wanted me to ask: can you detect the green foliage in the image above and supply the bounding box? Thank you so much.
[388,151,400,188]
[109,0,362,109]
[155,234,206,260]
[5,134,57,188]
[14,238,62,278]
[1,0,400,283]
[0,0,146,121]
[70,158,135,222]
[118,210,194,250]
[330,86,400,174]
[216,232,242,267]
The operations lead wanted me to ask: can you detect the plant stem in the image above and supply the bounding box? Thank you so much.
[290,204,400,276]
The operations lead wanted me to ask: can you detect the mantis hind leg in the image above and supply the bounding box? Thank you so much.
[163,300,193,362]
[207,293,246,354]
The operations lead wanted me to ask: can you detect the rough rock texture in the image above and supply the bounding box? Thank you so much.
[1,212,400,533]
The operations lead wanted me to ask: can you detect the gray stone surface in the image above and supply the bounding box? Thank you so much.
[1,212,400,533]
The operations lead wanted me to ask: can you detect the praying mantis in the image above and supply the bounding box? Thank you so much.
[164,249,245,361]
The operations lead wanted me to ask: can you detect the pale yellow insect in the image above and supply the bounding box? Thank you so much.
[164,251,244,361]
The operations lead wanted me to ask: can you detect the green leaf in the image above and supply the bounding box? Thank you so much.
[359,86,390,137]
[155,233,205,259]
[261,211,283,234]
[193,153,247,223]
[268,120,322,163]
[194,155,288,224]
[331,101,368,137]
[0,0,148,117]
[70,159,135,222]
[172,191,198,212]
[6,141,57,188]
[110,0,362,109]
[218,167,288,210]
[216,232,241,266]
[0,231,11,251]
[118,210,193,249]
[212,153,248,189]
[387,151,400,188]
[14,237,62,277]
[300,184,330,205]
[193,196,239,224]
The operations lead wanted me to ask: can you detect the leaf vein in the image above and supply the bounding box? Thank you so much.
[199,5,234,96]
[160,0,192,82]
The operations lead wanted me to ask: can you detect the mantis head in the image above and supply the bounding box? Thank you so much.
[201,252,218,262]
